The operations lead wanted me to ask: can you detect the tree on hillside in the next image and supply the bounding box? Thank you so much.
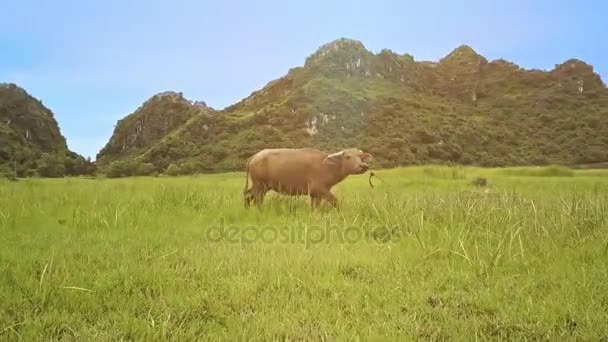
[106,160,132,178]
[37,153,66,178]
[134,162,156,176]
[64,154,96,176]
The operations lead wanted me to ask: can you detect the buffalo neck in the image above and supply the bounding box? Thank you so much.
[320,162,348,188]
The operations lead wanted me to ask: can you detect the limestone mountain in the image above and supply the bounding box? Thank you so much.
[98,38,608,175]
[0,83,94,177]
[96,91,209,164]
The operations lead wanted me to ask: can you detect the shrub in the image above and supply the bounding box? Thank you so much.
[540,165,575,177]
[471,177,488,187]
[25,169,38,177]
[0,167,17,181]
[500,165,574,177]
[178,161,202,175]
[134,162,156,176]
[165,163,180,176]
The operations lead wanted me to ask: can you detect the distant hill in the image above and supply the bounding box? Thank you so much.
[98,38,608,176]
[0,83,94,177]
[97,91,207,163]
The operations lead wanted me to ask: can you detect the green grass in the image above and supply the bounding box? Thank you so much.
[1,166,607,340]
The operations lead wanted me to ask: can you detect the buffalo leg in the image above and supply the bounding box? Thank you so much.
[245,183,267,208]
[321,190,339,209]
[252,187,268,207]
[244,189,254,208]
[310,195,322,209]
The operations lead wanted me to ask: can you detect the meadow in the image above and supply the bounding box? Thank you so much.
[1,165,607,340]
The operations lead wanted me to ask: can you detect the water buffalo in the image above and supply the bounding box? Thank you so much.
[243,148,373,209]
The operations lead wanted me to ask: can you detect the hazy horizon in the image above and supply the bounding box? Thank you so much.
[1,0,607,160]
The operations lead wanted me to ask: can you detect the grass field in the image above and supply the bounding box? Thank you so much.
[1,166,607,340]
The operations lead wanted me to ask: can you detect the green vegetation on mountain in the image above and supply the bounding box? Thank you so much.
[97,92,204,163]
[97,38,608,176]
[0,83,95,178]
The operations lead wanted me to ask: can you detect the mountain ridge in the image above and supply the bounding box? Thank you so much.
[95,38,608,176]
[5,38,607,177]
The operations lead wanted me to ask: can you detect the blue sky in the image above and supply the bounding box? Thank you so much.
[1,0,606,160]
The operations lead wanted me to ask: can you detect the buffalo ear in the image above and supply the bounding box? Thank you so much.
[362,152,373,162]
[323,151,344,165]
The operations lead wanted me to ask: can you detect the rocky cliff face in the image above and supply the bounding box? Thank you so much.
[98,38,608,175]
